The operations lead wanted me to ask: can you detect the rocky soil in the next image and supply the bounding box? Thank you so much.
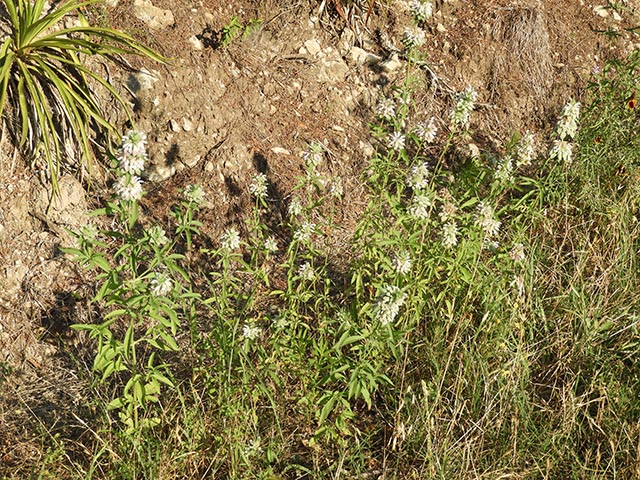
[1,0,640,472]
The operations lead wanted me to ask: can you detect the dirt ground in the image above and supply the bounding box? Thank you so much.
[1,0,639,474]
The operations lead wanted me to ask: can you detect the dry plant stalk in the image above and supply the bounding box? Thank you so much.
[490,5,553,102]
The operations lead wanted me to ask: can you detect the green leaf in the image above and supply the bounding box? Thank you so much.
[107,397,125,410]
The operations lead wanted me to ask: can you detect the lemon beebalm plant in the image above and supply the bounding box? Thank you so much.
[0,0,165,193]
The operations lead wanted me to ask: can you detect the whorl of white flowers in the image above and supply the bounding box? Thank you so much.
[148,226,169,246]
[376,98,396,121]
[413,117,438,143]
[184,184,206,205]
[556,100,580,140]
[293,222,315,243]
[410,0,433,21]
[118,130,147,175]
[387,131,406,152]
[516,132,536,167]
[549,139,573,164]
[149,272,173,297]
[450,86,477,129]
[393,251,412,275]
[113,175,143,201]
[494,156,515,183]
[298,262,316,282]
[264,236,278,253]
[249,173,269,199]
[509,243,526,262]
[242,324,262,340]
[220,227,241,251]
[402,27,426,49]
[408,192,432,220]
[372,285,407,326]
[442,221,458,248]
[406,162,431,190]
[288,197,303,217]
[475,201,501,238]
[303,141,325,169]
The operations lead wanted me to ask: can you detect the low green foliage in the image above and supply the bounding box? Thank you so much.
[0,0,165,193]
[218,15,262,48]
[42,36,640,480]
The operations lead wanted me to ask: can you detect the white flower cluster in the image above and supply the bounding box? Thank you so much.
[408,192,432,220]
[372,285,407,326]
[402,27,426,49]
[293,221,315,243]
[407,162,431,190]
[557,100,580,140]
[298,262,316,281]
[113,130,147,201]
[149,272,173,297]
[516,132,535,167]
[450,86,477,129]
[148,225,169,246]
[376,98,396,120]
[118,130,147,175]
[441,221,458,248]
[113,175,143,201]
[549,140,573,164]
[410,0,433,21]
[509,243,526,262]
[249,173,269,199]
[387,131,406,152]
[184,184,205,205]
[413,117,438,143]
[288,197,303,217]
[220,227,241,251]
[303,141,325,169]
[242,324,262,340]
[550,100,580,164]
[494,156,514,183]
[475,201,501,239]
[393,251,412,274]
[264,236,278,253]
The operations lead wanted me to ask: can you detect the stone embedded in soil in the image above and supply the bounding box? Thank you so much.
[133,0,175,30]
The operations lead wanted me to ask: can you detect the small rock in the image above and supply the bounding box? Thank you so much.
[350,47,382,66]
[188,35,204,50]
[184,154,200,167]
[318,57,349,83]
[379,54,402,74]
[145,162,176,182]
[133,0,174,30]
[182,118,194,132]
[127,68,160,93]
[593,5,609,17]
[169,119,180,132]
[271,147,291,155]
[436,23,447,32]
[301,39,322,56]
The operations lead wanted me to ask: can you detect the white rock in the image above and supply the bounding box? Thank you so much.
[133,0,174,30]
[182,118,194,132]
[169,119,180,132]
[318,58,349,83]
[271,147,291,155]
[594,5,609,17]
[188,35,204,50]
[301,39,322,56]
[128,68,160,93]
[350,47,381,66]
[380,54,402,74]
